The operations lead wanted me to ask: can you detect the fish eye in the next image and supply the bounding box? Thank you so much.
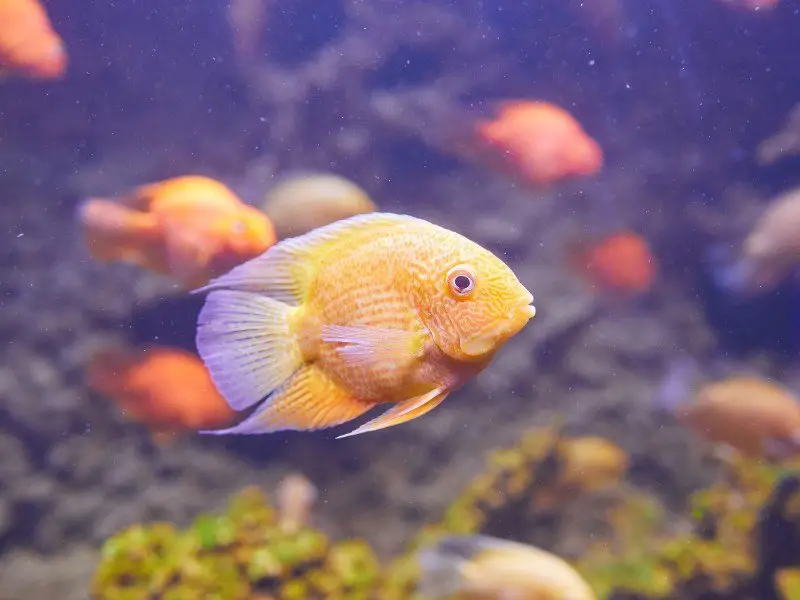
[446,265,477,298]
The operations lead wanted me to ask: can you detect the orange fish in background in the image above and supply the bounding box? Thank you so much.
[78,175,277,290]
[657,358,800,461]
[85,345,237,445]
[0,0,67,79]
[566,231,656,296]
[471,100,603,188]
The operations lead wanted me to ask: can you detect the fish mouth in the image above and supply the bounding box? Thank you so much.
[458,298,536,358]
[514,291,536,322]
[515,303,537,321]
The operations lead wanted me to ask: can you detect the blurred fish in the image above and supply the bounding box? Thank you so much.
[535,436,629,511]
[463,100,603,188]
[417,534,596,600]
[78,175,277,289]
[261,172,377,240]
[710,189,800,295]
[276,472,318,533]
[195,213,536,438]
[566,231,656,297]
[227,0,268,62]
[85,345,237,445]
[657,358,800,460]
[0,0,66,79]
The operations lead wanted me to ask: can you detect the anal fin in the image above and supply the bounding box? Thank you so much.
[336,387,448,439]
[201,364,371,434]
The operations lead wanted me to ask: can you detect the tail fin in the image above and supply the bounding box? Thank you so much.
[84,346,137,398]
[77,198,159,262]
[195,289,304,413]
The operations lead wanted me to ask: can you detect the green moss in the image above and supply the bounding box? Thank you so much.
[91,486,377,599]
[93,432,800,600]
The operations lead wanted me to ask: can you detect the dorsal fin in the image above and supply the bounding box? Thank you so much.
[193,212,426,305]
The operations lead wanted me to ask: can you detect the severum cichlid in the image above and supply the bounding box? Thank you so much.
[195,212,536,438]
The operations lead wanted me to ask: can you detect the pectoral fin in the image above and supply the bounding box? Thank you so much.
[322,324,427,372]
[336,387,448,439]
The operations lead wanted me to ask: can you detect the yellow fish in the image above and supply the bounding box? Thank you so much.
[417,535,596,600]
[195,212,536,438]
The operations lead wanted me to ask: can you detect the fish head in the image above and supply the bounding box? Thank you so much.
[568,136,603,177]
[220,207,276,257]
[421,240,536,362]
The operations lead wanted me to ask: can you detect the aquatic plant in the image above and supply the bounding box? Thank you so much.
[93,430,800,600]
[91,486,380,599]
[576,456,800,600]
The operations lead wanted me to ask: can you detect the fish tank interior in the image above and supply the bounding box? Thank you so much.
[3,0,800,598]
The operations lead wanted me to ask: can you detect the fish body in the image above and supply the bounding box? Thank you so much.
[659,362,800,459]
[79,176,276,289]
[473,101,603,188]
[195,212,536,438]
[417,535,596,600]
[85,345,236,444]
[0,0,66,79]
[261,172,376,240]
[567,232,656,296]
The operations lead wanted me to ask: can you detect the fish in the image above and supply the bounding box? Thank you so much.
[0,0,67,79]
[261,172,377,240]
[711,189,800,295]
[656,358,800,460]
[276,472,318,533]
[78,175,277,290]
[467,100,603,188]
[194,212,536,439]
[416,534,596,600]
[566,231,656,297]
[85,345,237,445]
